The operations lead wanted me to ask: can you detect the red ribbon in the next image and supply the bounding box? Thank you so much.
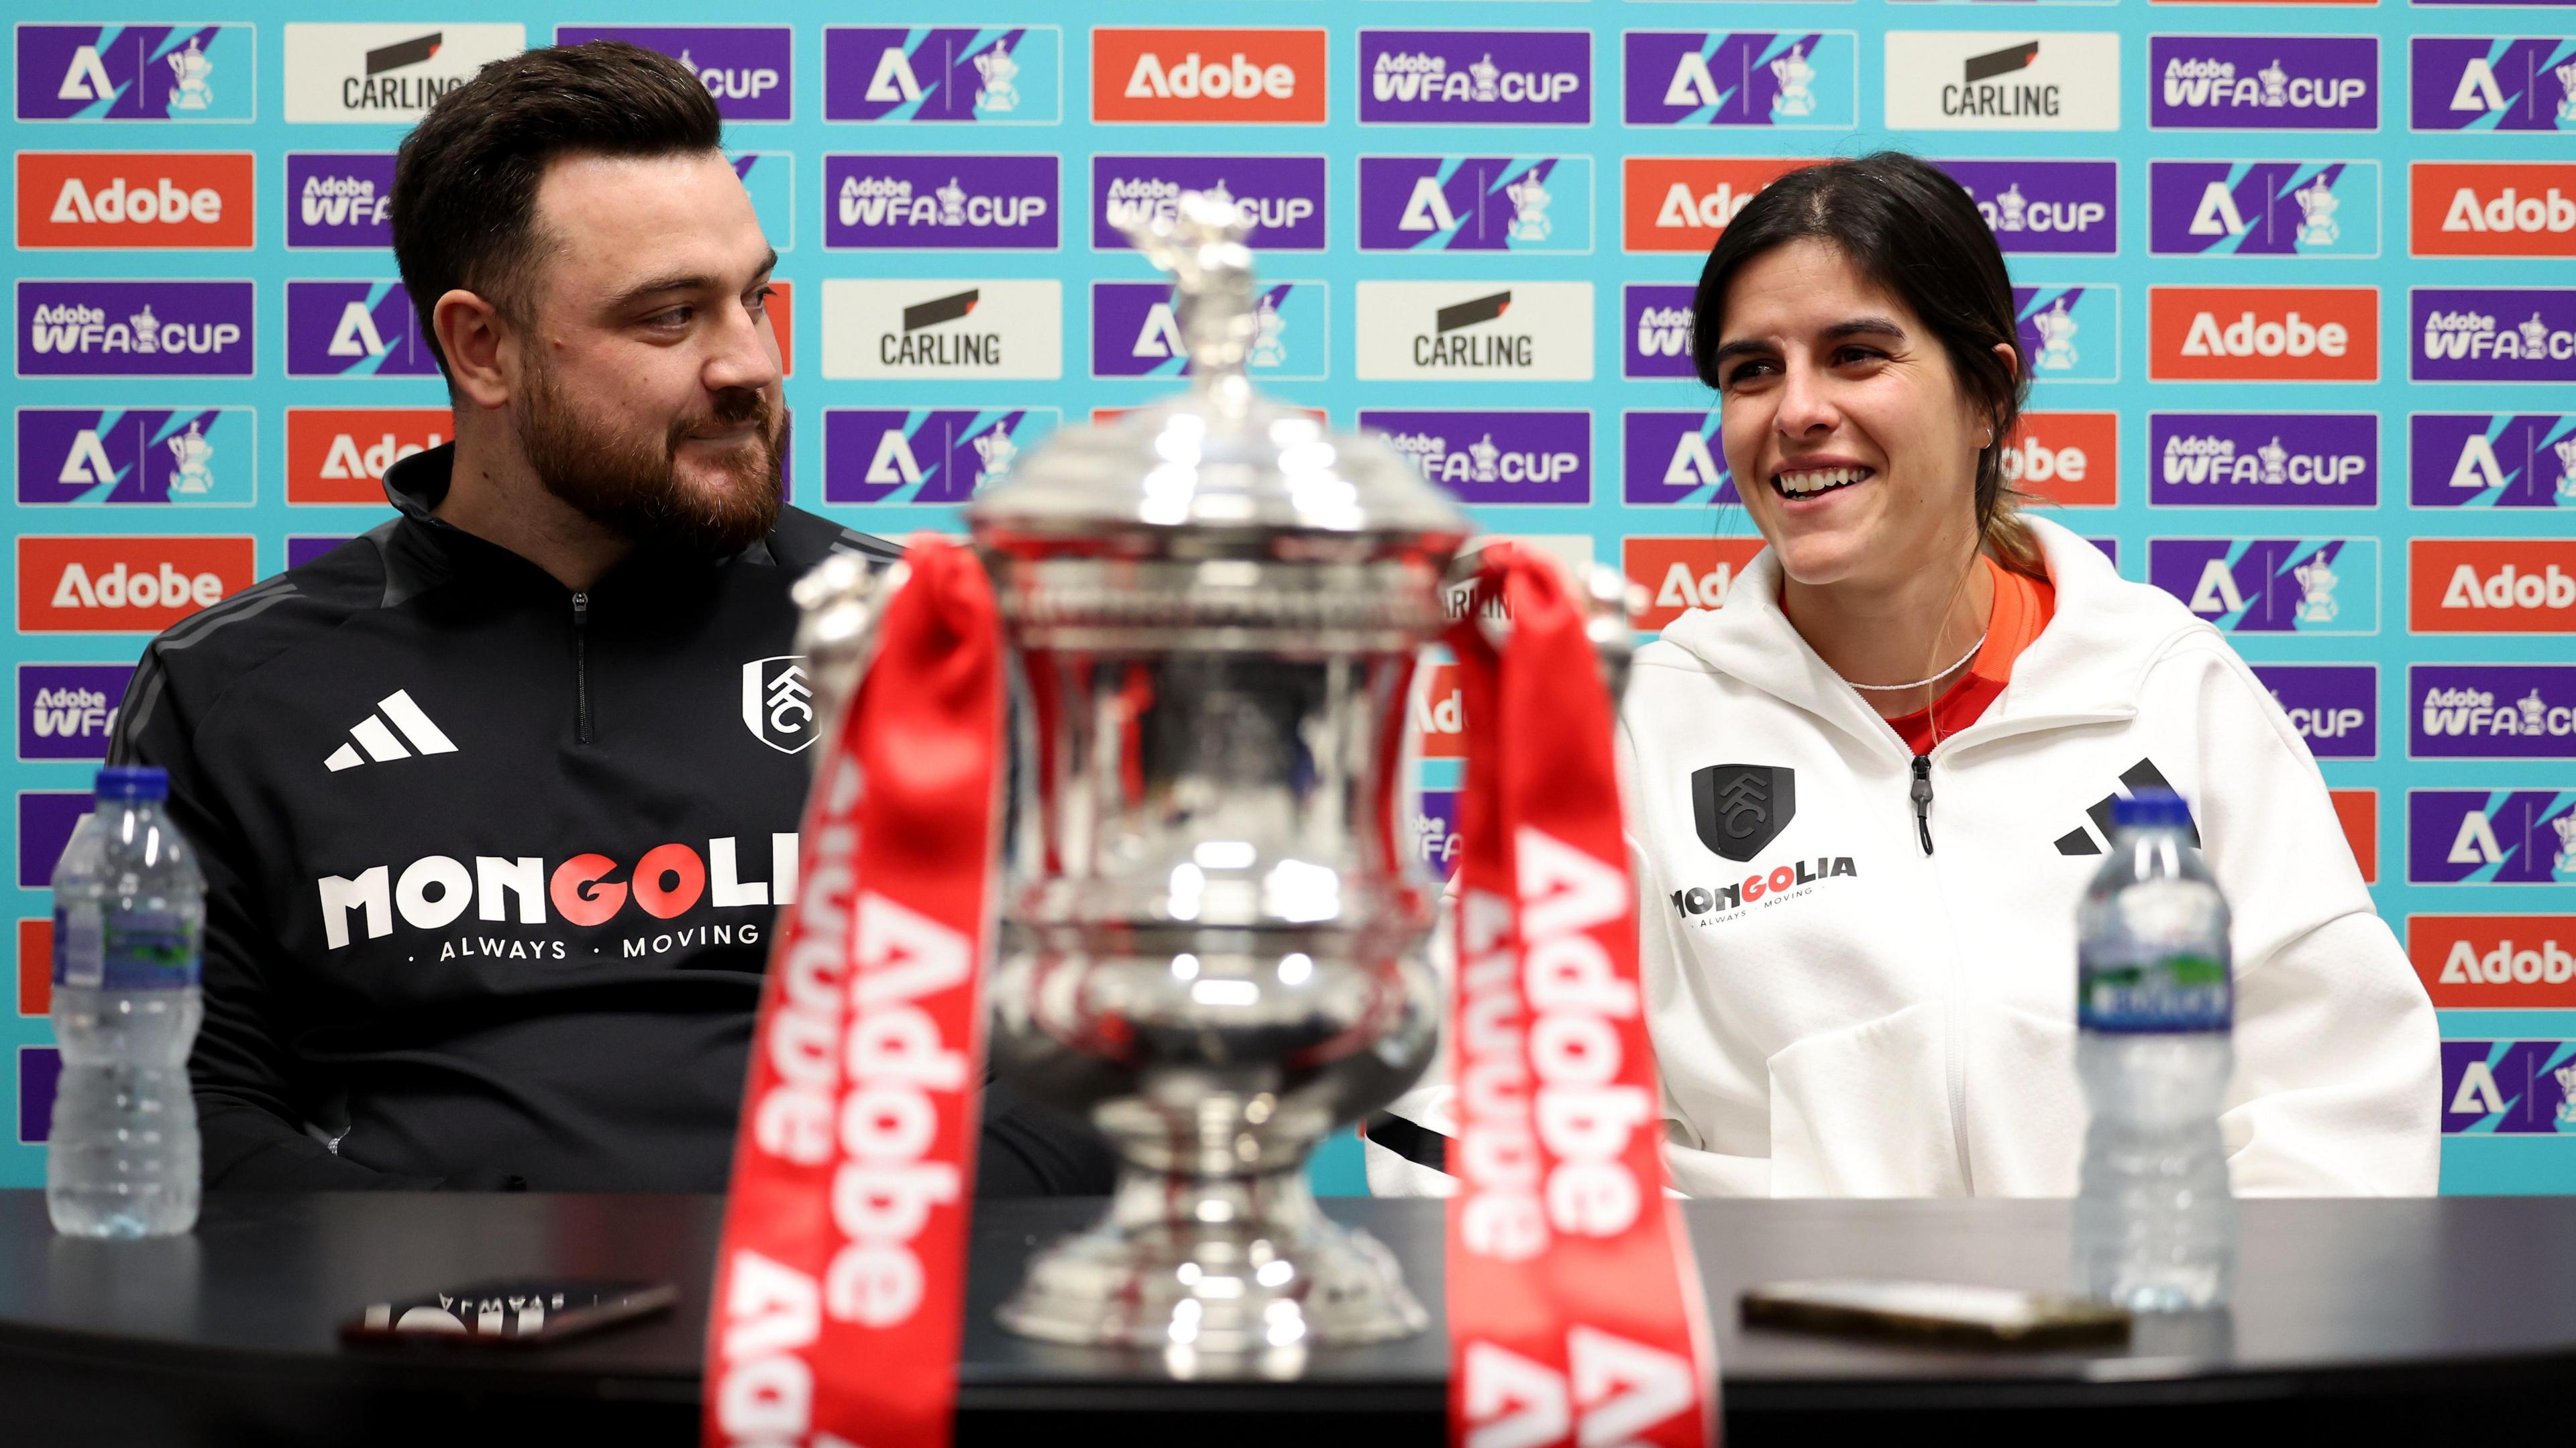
[1442,545,1719,1448]
[705,537,1000,1448]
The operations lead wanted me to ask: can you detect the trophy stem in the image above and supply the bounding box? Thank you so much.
[996,1146,1427,1353]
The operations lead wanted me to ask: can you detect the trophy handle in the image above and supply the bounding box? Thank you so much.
[1443,551,1642,706]
[790,552,909,763]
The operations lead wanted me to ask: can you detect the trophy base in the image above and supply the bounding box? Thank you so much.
[997,1164,1428,1352]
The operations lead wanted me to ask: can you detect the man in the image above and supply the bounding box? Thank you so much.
[109,42,1109,1194]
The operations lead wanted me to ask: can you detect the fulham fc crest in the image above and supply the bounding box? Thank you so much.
[742,655,816,754]
[1691,763,1794,862]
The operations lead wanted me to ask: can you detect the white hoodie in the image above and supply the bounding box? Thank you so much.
[1369,516,2439,1199]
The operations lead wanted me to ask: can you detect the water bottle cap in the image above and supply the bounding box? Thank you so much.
[2112,787,2192,830]
[94,765,169,803]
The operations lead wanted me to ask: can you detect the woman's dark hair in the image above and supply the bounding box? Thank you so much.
[1689,150,2044,579]
[390,40,724,384]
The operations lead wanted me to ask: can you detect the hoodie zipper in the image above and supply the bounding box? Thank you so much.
[1911,744,1975,1194]
[571,591,593,746]
[1909,755,1935,854]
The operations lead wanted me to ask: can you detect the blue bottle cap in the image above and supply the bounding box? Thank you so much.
[95,765,169,803]
[2112,787,2192,830]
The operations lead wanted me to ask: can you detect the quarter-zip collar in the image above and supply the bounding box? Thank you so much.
[1654,516,2172,763]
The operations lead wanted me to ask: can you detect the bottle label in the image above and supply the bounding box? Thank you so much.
[2079,946,2232,1034]
[53,907,200,990]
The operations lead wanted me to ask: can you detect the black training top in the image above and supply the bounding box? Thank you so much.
[109,444,1112,1195]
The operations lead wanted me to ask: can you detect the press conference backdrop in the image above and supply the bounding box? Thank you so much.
[5,5,2571,1196]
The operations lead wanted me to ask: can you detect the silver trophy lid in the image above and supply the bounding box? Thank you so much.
[968,193,1466,553]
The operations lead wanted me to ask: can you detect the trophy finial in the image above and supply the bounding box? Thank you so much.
[1119,190,1261,402]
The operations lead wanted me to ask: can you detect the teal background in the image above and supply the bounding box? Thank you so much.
[5,2,2568,1196]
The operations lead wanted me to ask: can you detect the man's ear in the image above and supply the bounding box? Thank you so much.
[433,288,513,410]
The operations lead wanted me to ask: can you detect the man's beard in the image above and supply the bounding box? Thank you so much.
[516,360,785,558]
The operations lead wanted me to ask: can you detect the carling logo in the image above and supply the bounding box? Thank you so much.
[1882,33,2123,131]
[1625,538,1767,630]
[2411,799,2576,886]
[2410,38,2576,135]
[821,408,1057,504]
[2148,36,2377,131]
[18,407,254,506]
[2014,284,2119,384]
[17,280,251,378]
[1625,284,1697,380]
[822,154,1057,249]
[16,23,255,122]
[1623,411,1737,506]
[2147,413,2378,507]
[17,535,256,632]
[1355,282,1593,382]
[284,152,394,248]
[2413,288,2576,384]
[1093,156,1326,251]
[286,280,436,378]
[1356,30,1591,125]
[286,406,450,505]
[2413,540,2576,633]
[2148,286,2377,382]
[2147,161,2379,259]
[2000,412,2117,507]
[2417,926,2576,1013]
[281,24,525,125]
[17,152,252,249]
[818,279,1061,380]
[19,663,133,762]
[2412,414,2576,509]
[1621,157,1801,254]
[1358,410,1591,506]
[2413,163,2576,258]
[1358,156,1591,254]
[1935,160,2116,256]
[1091,28,1326,124]
[2442,1041,2576,1132]
[823,25,1060,123]
[731,153,794,252]
[2412,665,2576,759]
[2250,663,2376,760]
[1623,32,1858,128]
[2147,537,2379,634]
[555,27,791,122]
[1095,281,1325,380]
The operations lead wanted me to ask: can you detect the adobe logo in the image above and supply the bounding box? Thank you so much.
[1623,537,1768,630]
[2412,163,2576,260]
[17,152,254,249]
[1417,661,1467,759]
[286,406,453,504]
[1997,412,2116,507]
[17,536,256,632]
[2411,539,2576,634]
[2149,286,2378,382]
[1092,28,1327,124]
[1621,157,1803,253]
[2411,915,2576,1009]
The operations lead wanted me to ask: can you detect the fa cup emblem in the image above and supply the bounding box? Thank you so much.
[2258,58,2289,107]
[1506,167,1553,243]
[2553,811,2576,877]
[2556,60,2576,124]
[2257,436,2288,486]
[1468,433,1501,484]
[2294,174,2341,248]
[1250,293,1287,370]
[2557,1062,2576,1126]
[168,36,213,112]
[2033,296,2078,372]
[1771,44,1817,119]
[1469,53,1500,103]
[974,38,1020,114]
[129,305,161,355]
[972,422,1018,489]
[2520,313,2552,357]
[1994,183,2028,233]
[2293,551,2339,624]
[167,420,215,496]
[2552,435,2576,500]
[935,176,967,227]
[2522,689,2551,734]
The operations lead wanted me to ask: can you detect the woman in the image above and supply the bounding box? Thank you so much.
[1371,152,2436,1199]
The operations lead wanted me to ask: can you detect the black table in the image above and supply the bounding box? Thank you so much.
[1,1190,2569,1445]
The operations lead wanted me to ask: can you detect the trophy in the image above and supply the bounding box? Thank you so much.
[796,193,1472,1353]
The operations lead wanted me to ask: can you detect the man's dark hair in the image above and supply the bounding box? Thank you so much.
[1690,150,2044,579]
[390,41,722,382]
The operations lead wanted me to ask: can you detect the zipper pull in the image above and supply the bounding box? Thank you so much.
[571,590,589,622]
[1910,755,1935,856]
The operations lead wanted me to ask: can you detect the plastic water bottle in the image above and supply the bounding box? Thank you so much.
[2074,788,2235,1311]
[47,766,205,1239]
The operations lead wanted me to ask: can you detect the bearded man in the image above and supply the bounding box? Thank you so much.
[108,42,1110,1195]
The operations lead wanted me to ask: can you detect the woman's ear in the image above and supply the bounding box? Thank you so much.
[1991,341,2019,385]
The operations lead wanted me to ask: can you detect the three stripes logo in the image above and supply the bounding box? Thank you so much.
[324,689,456,773]
[2055,759,2200,856]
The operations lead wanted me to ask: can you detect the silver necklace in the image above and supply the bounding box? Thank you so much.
[1835,630,1989,692]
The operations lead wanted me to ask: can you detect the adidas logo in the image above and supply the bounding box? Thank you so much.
[2054,758,2200,856]
[325,689,457,773]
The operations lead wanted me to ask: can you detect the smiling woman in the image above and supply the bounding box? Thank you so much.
[1365,152,2441,1207]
